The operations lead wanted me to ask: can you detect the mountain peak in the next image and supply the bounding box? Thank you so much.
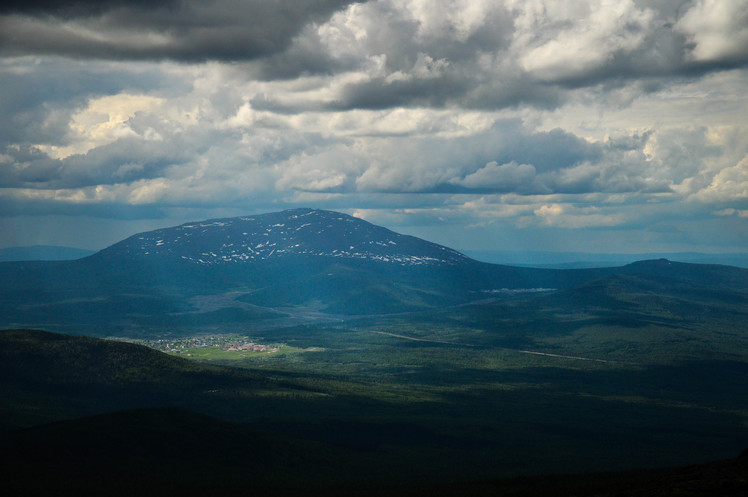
[96,208,468,267]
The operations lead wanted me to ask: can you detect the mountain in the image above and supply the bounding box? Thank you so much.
[0,209,568,333]
[1,208,747,336]
[0,245,95,261]
[93,208,468,266]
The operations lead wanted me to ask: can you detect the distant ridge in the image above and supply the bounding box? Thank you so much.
[464,249,748,269]
[0,245,94,262]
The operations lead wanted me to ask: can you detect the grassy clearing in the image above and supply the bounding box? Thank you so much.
[173,343,304,361]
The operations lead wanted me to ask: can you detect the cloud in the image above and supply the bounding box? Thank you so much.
[0,137,191,189]
[1,1,748,256]
[259,0,748,111]
[0,57,186,149]
[530,203,627,228]
[0,1,179,16]
[274,144,363,192]
[516,0,655,82]
[320,122,610,195]
[3,95,742,210]
[451,161,537,192]
[716,208,748,218]
[0,0,359,62]
[691,157,748,203]
[4,0,746,113]
[676,0,748,63]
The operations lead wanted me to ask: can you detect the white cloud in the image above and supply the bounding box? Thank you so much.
[516,0,654,81]
[676,0,748,62]
[531,203,626,228]
[275,145,362,191]
[716,208,748,218]
[458,195,535,219]
[38,93,166,159]
[691,156,748,202]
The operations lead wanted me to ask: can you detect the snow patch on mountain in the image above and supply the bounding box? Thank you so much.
[110,208,468,267]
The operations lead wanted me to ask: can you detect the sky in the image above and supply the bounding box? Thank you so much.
[1,0,747,256]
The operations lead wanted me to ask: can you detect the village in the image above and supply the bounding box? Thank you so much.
[137,334,280,354]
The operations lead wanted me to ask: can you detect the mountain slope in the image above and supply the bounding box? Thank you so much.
[0,407,346,497]
[0,328,305,430]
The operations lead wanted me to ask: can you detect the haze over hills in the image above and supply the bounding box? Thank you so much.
[1,208,747,336]
[465,250,748,269]
[0,245,95,262]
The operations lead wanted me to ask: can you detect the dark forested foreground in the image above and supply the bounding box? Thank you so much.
[2,326,748,496]
[2,407,747,497]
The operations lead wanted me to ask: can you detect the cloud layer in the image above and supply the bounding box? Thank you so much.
[1,0,748,253]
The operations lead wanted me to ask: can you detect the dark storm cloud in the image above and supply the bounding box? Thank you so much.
[247,30,343,81]
[0,0,359,62]
[332,73,477,110]
[0,1,180,17]
[0,135,198,189]
[321,69,561,113]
